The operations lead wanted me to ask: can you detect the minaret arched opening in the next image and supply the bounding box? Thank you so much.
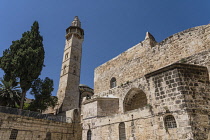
[65,53,69,60]
[63,65,67,75]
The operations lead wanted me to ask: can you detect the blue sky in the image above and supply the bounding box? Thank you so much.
[0,0,210,98]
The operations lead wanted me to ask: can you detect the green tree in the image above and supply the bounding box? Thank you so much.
[0,78,21,108]
[29,77,58,113]
[0,21,45,109]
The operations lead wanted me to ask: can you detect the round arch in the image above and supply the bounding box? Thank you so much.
[123,88,147,112]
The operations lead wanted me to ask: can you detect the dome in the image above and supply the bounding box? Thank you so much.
[79,84,94,94]
[79,84,90,88]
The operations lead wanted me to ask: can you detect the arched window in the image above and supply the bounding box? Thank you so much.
[45,132,51,140]
[63,65,67,75]
[119,122,126,140]
[9,129,18,140]
[74,55,78,61]
[110,77,117,88]
[87,130,91,140]
[65,53,69,60]
[73,70,76,75]
[164,115,177,129]
[73,64,77,75]
[124,88,147,112]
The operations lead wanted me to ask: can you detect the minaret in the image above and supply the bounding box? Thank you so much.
[57,16,84,112]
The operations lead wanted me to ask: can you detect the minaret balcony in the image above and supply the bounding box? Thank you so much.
[66,26,84,39]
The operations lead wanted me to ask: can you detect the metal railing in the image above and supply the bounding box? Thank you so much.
[0,106,71,123]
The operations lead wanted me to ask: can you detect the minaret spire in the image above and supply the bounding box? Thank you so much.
[71,16,81,27]
[56,16,84,113]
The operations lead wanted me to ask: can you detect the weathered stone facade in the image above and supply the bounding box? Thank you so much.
[82,63,210,140]
[12,19,208,140]
[80,23,210,140]
[94,24,210,94]
[1,18,210,140]
[0,112,81,140]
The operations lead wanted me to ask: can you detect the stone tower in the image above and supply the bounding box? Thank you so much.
[57,16,84,112]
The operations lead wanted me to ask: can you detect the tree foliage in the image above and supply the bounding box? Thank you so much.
[0,21,45,109]
[28,77,58,112]
[0,78,21,108]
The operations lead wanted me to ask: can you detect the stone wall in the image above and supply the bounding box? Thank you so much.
[82,107,153,140]
[94,24,210,93]
[0,112,82,140]
[174,64,210,139]
[82,97,119,119]
[82,106,192,140]
[146,63,210,140]
[177,49,210,69]
[82,63,210,140]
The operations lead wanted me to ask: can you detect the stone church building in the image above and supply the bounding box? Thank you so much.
[54,16,210,140]
[1,17,210,140]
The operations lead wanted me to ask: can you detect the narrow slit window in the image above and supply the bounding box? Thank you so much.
[119,122,126,140]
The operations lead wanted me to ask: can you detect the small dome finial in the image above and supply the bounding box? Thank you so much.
[71,16,81,27]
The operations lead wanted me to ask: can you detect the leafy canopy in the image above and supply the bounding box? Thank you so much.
[0,21,45,109]
[28,77,58,112]
[0,78,21,108]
